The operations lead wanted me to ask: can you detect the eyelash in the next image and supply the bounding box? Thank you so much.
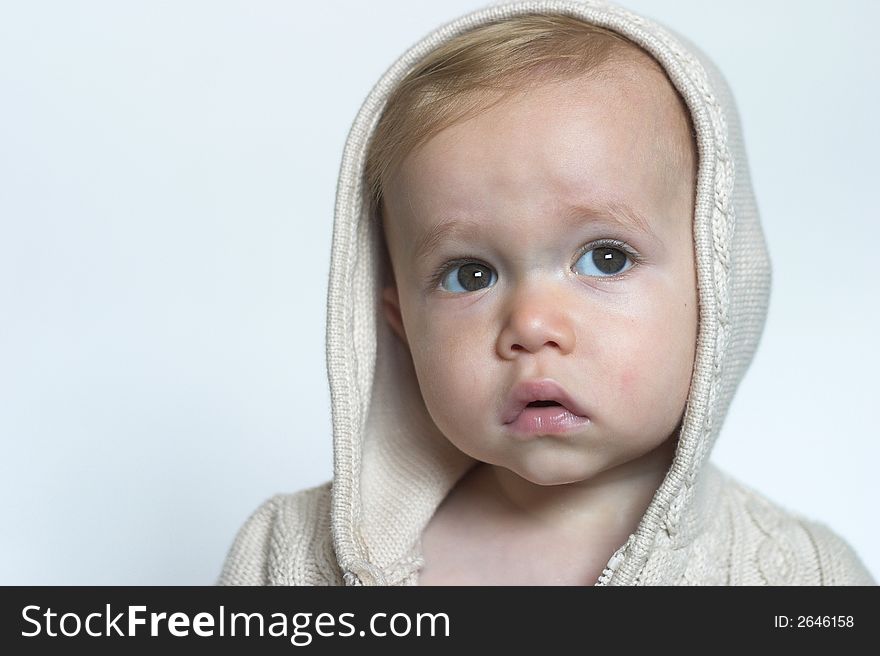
[427,239,640,291]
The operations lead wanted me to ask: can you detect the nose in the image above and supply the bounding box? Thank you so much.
[496,284,576,359]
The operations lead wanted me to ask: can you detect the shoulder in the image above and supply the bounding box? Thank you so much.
[718,472,875,585]
[795,518,876,586]
[216,481,343,586]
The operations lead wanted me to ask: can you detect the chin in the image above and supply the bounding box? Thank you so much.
[509,457,597,487]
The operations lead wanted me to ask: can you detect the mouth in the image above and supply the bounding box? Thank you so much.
[501,378,590,427]
[526,400,563,408]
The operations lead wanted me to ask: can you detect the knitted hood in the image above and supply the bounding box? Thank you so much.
[327,0,770,586]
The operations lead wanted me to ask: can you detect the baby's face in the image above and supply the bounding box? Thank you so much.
[381,62,698,486]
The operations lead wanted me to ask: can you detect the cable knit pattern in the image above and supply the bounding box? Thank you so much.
[217,0,875,586]
[219,484,345,586]
[219,469,874,586]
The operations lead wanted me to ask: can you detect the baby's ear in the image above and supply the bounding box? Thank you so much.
[381,285,409,348]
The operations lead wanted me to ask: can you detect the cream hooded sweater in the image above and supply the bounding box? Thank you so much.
[218,0,875,586]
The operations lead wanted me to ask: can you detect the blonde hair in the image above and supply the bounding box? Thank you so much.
[365,14,690,216]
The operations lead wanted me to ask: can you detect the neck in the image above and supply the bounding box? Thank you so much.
[484,436,678,539]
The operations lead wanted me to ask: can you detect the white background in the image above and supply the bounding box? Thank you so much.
[1,0,877,584]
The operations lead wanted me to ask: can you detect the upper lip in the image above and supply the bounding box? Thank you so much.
[501,378,589,424]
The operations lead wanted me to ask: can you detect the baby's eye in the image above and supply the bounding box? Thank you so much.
[573,244,634,277]
[439,262,497,293]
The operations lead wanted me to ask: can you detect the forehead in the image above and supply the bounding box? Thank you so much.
[383,60,694,248]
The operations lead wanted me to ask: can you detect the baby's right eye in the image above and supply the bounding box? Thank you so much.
[438,261,497,293]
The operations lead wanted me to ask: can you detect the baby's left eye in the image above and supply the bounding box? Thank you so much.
[573,245,634,277]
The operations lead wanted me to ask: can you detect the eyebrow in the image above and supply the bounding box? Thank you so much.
[412,200,658,262]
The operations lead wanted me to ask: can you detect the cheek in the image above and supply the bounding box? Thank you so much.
[607,293,697,412]
[610,343,662,412]
[617,366,641,399]
[406,296,490,366]
[407,314,490,422]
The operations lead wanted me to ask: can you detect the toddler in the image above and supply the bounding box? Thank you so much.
[219,1,874,585]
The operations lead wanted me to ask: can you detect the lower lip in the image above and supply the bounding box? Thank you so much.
[505,406,590,436]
